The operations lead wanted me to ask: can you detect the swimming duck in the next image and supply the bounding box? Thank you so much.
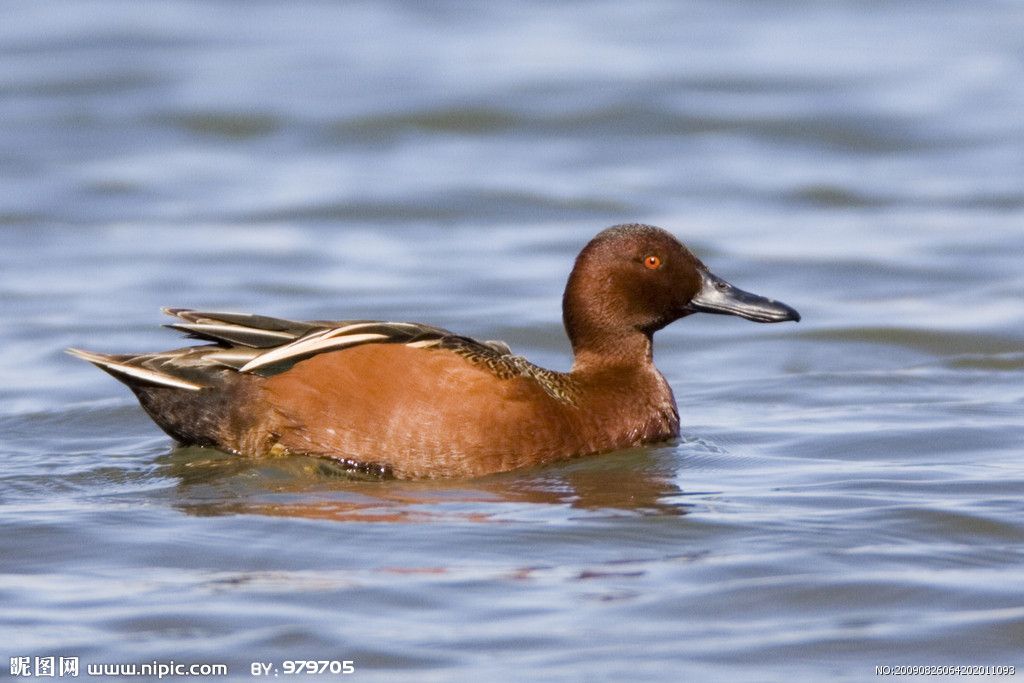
[69,224,799,479]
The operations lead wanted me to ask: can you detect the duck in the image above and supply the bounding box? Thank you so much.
[69,223,799,479]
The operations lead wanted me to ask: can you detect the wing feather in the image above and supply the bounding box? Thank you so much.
[71,309,514,386]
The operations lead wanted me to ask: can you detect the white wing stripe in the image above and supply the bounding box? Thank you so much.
[406,339,441,348]
[181,323,296,341]
[106,363,204,391]
[321,322,385,337]
[206,349,260,364]
[240,333,389,372]
[318,321,421,339]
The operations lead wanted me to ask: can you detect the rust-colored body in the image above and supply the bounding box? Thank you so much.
[70,224,798,479]
[261,345,677,479]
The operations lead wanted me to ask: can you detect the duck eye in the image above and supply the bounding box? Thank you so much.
[643,255,662,270]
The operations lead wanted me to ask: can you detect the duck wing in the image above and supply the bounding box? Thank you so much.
[70,308,515,391]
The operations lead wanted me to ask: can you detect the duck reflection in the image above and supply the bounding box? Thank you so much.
[158,443,693,522]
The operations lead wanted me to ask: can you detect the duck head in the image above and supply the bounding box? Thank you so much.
[563,224,799,362]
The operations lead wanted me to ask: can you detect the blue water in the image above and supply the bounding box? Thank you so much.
[2,2,1023,681]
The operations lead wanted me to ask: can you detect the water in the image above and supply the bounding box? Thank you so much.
[2,1,1023,680]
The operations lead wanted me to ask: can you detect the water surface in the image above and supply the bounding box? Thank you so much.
[2,2,1023,681]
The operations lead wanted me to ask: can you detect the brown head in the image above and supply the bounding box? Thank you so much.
[563,224,800,367]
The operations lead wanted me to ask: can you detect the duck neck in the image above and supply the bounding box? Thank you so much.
[568,326,656,375]
[562,266,659,374]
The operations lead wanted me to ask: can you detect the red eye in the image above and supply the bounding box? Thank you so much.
[644,255,662,270]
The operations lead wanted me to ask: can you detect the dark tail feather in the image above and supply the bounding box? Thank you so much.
[66,348,204,392]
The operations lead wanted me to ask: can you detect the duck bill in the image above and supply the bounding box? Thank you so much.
[687,270,800,323]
